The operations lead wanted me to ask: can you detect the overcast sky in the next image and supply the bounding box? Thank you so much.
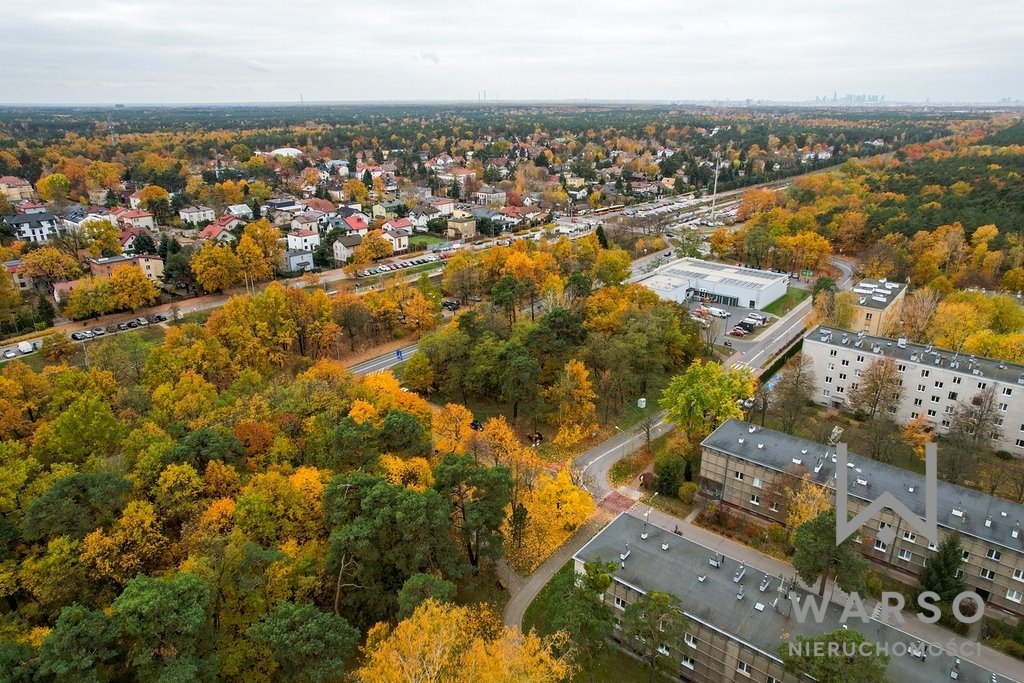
[3,0,1021,105]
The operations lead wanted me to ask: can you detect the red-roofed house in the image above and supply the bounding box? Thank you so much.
[382,217,413,232]
[198,223,237,244]
[0,176,33,202]
[120,227,155,253]
[110,207,156,231]
[298,198,336,213]
[15,200,46,214]
[342,214,369,236]
[3,260,32,291]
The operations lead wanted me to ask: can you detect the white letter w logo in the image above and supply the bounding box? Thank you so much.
[835,442,938,547]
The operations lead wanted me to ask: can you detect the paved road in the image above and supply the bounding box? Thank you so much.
[348,344,419,376]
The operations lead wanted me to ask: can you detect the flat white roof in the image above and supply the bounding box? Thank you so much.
[645,258,788,292]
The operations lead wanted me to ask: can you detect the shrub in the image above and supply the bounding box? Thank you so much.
[677,482,698,504]
[654,455,684,497]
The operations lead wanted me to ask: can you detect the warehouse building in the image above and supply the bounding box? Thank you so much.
[575,513,1005,682]
[700,418,1024,616]
[637,258,788,310]
[803,325,1024,454]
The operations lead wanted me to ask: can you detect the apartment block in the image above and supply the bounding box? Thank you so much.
[575,512,1002,682]
[803,325,1024,454]
[849,278,906,335]
[700,419,1024,616]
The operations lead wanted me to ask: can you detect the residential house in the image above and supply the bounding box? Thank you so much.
[0,176,33,202]
[383,228,409,253]
[226,204,254,220]
[88,254,164,283]
[287,229,321,252]
[341,214,370,236]
[282,249,315,272]
[332,234,363,263]
[61,205,118,233]
[110,207,156,231]
[290,213,322,233]
[120,227,155,253]
[298,198,336,214]
[472,186,507,206]
[381,217,413,233]
[447,215,476,240]
[197,223,237,244]
[430,197,455,216]
[576,512,1004,683]
[128,190,145,210]
[2,212,61,243]
[701,418,1024,616]
[16,200,47,214]
[409,204,441,231]
[179,205,215,224]
[3,260,32,291]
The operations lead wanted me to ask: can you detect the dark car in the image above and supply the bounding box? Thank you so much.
[153,313,168,322]
[70,332,84,340]
[127,321,139,329]
[470,420,484,431]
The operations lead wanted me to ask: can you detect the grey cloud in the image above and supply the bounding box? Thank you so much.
[0,0,1021,103]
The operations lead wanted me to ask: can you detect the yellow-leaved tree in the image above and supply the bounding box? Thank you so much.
[357,599,572,683]
[544,359,598,447]
[433,403,474,455]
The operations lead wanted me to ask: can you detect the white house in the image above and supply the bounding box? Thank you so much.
[382,217,413,233]
[227,204,254,219]
[431,197,455,216]
[287,229,321,252]
[332,234,363,263]
[3,212,61,243]
[179,205,215,224]
[111,207,157,231]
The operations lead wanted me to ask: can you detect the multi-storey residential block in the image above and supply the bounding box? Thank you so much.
[575,513,1002,682]
[88,254,165,283]
[2,212,61,243]
[849,278,906,335]
[803,325,1024,453]
[700,419,1024,616]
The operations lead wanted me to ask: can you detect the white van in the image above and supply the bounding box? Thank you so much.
[707,307,730,318]
[17,341,32,354]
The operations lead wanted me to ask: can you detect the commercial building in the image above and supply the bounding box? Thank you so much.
[700,418,1024,616]
[575,513,1004,682]
[637,258,788,310]
[849,278,907,335]
[803,325,1024,454]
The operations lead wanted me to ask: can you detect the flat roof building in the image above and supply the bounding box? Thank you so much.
[803,324,1024,453]
[849,278,907,335]
[575,513,1009,682]
[637,258,788,310]
[700,418,1024,617]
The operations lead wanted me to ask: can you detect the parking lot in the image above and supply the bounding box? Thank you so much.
[687,301,777,348]
[356,253,441,278]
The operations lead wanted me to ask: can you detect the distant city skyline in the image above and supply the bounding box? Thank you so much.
[2,0,1021,105]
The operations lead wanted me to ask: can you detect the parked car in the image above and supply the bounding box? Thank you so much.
[70,332,84,340]
[154,313,168,322]
[729,328,748,337]
[17,341,33,354]
[136,317,149,326]
[118,322,130,331]
[3,349,16,359]
[92,328,105,336]
[82,330,94,338]
[127,321,139,328]
[707,307,730,318]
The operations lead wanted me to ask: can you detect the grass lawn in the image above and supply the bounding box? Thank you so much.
[456,565,509,614]
[410,234,444,247]
[523,562,660,682]
[762,286,810,317]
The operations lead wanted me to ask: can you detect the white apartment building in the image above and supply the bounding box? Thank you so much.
[802,325,1024,454]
